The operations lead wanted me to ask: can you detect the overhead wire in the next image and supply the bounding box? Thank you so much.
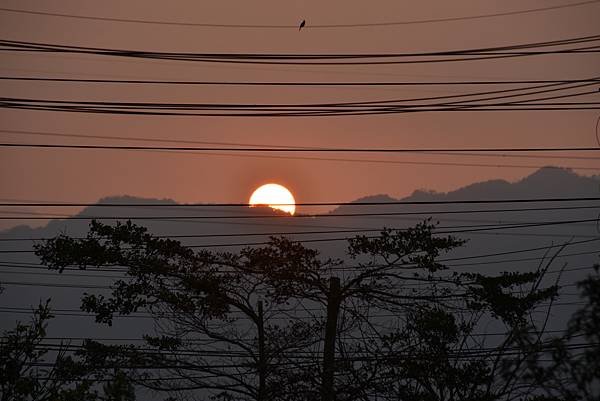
[3,74,598,109]
[1,202,599,242]
[1,142,599,153]
[0,328,577,343]
[6,34,600,56]
[2,249,599,272]
[0,240,597,274]
[0,129,596,172]
[1,1,598,28]
[1,196,598,207]
[0,301,585,324]
[1,77,598,107]
[1,76,599,87]
[0,221,598,253]
[1,35,599,66]
[1,263,595,281]
[2,101,597,117]
[1,129,598,160]
[2,83,598,117]
[2,230,595,243]
[0,212,597,225]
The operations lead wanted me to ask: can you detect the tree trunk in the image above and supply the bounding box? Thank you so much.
[321,277,341,401]
[257,300,266,401]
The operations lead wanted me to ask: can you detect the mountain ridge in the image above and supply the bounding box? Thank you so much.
[333,167,598,213]
[1,167,598,237]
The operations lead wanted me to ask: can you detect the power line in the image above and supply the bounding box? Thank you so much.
[4,127,591,155]
[0,217,597,245]
[3,104,598,117]
[1,1,598,28]
[0,281,111,290]
[1,238,596,272]
[2,144,598,173]
[1,35,598,66]
[0,331,587,349]
[2,90,598,117]
[1,203,598,242]
[19,361,315,370]
[445,251,600,269]
[439,238,599,263]
[22,340,595,368]
[0,274,580,292]
[2,229,594,243]
[1,329,575,342]
[0,291,586,315]
[2,250,597,277]
[2,76,599,87]
[1,142,598,154]
[5,77,598,108]
[2,98,598,117]
[0,218,597,252]
[6,228,600,257]
[0,207,418,231]
[1,130,598,167]
[0,219,597,253]
[1,263,594,281]
[1,53,597,84]
[2,78,599,112]
[0,213,596,226]
[2,196,599,207]
[5,34,600,56]
[0,289,569,318]
[5,77,597,109]
[5,35,588,58]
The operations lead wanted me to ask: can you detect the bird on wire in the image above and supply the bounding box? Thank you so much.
[299,19,306,30]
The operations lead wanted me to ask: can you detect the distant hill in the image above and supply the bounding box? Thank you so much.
[333,167,599,213]
[0,167,598,338]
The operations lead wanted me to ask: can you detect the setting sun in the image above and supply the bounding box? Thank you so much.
[249,183,296,215]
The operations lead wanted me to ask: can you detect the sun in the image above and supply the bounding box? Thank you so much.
[249,183,296,215]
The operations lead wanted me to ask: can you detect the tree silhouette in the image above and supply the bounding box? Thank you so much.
[307,226,559,401]
[36,220,329,400]
[0,299,136,401]
[523,265,600,401]
[34,220,561,400]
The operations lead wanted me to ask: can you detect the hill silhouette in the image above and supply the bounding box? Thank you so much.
[0,167,598,342]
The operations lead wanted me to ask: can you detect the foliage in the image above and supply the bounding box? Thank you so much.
[0,300,136,401]
[523,265,600,401]
[32,219,567,400]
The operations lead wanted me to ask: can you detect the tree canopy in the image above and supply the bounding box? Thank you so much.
[2,219,589,400]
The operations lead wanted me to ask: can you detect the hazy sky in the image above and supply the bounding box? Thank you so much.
[0,0,599,226]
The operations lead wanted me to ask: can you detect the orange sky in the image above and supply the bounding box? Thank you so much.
[0,0,599,227]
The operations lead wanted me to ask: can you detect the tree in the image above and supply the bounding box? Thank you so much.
[0,299,135,401]
[37,220,328,401]
[309,226,559,401]
[523,264,600,401]
[34,219,560,400]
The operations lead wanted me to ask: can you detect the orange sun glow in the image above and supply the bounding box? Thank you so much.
[249,183,296,215]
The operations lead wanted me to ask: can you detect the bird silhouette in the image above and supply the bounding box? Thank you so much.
[299,20,306,31]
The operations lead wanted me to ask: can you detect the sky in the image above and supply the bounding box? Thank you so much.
[0,0,599,228]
